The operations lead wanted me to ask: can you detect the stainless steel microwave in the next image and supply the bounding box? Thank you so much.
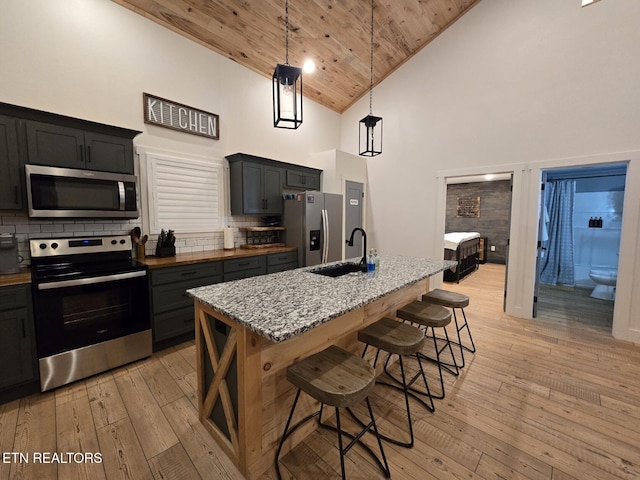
[25,164,139,219]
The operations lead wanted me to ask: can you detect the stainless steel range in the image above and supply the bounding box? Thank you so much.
[30,235,151,391]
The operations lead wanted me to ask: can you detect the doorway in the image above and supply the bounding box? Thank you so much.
[534,163,627,323]
[444,173,513,307]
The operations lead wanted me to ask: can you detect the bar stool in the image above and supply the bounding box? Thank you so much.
[355,316,434,448]
[422,289,476,369]
[396,301,457,399]
[275,345,390,480]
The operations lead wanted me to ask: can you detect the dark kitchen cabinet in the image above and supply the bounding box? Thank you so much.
[223,255,267,281]
[0,115,23,210]
[285,167,321,190]
[149,261,223,350]
[266,250,298,274]
[25,120,134,174]
[228,155,285,215]
[0,284,38,403]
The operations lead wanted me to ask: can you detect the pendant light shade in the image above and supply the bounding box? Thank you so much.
[273,0,303,129]
[359,0,382,156]
[273,64,303,129]
[359,114,383,156]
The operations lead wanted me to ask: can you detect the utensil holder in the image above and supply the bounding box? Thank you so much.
[155,245,176,258]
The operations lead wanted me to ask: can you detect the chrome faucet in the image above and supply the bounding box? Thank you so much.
[346,227,367,269]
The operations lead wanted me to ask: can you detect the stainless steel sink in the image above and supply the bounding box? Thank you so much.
[309,262,365,277]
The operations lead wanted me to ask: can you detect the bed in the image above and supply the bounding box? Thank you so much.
[443,232,481,283]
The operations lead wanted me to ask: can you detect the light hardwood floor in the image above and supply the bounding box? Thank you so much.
[1,263,637,480]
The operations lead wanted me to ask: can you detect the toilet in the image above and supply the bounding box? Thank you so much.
[588,269,617,301]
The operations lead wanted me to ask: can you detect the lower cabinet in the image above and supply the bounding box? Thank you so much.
[149,262,223,350]
[150,250,298,350]
[267,250,298,273]
[0,284,39,403]
[223,255,267,281]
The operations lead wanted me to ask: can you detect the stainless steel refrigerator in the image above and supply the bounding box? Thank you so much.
[283,191,344,267]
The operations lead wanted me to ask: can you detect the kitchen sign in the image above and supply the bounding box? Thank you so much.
[143,93,219,140]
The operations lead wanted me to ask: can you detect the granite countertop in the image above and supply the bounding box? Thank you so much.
[188,255,457,343]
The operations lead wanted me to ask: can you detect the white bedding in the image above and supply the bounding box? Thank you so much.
[444,232,480,250]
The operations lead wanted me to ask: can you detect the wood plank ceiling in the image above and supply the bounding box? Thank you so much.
[112,0,481,113]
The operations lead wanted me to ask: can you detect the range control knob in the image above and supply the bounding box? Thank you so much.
[51,242,59,249]
[39,243,47,250]
[120,239,126,244]
[111,239,117,245]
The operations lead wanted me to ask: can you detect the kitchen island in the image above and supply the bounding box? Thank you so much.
[188,255,455,479]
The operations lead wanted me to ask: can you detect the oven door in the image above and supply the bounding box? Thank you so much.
[33,269,150,359]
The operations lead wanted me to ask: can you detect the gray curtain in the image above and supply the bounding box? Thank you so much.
[540,179,575,285]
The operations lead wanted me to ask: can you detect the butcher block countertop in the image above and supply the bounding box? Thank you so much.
[0,268,32,287]
[0,247,297,286]
[138,246,296,269]
[188,255,456,343]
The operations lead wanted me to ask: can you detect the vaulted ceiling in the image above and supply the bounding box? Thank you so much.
[112,0,480,113]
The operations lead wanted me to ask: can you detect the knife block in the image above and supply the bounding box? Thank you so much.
[155,245,176,258]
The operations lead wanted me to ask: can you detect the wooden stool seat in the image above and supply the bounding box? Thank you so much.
[358,316,425,356]
[422,288,469,308]
[276,345,390,479]
[356,317,434,447]
[397,301,451,328]
[287,345,375,408]
[395,301,458,399]
[422,289,476,369]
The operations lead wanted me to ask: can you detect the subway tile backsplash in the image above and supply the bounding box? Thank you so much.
[0,212,264,265]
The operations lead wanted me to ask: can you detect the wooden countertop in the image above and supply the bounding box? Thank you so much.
[0,268,32,287]
[0,247,297,285]
[139,246,297,269]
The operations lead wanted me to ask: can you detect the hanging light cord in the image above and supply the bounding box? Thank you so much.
[369,0,374,115]
[285,0,290,65]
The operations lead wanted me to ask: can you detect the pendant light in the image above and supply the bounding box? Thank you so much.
[359,0,382,156]
[272,0,303,129]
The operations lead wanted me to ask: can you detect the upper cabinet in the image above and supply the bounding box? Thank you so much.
[0,115,23,210]
[25,121,134,174]
[285,166,321,190]
[0,102,140,189]
[229,155,285,215]
[227,153,322,216]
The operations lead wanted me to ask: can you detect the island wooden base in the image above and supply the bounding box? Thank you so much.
[195,277,429,479]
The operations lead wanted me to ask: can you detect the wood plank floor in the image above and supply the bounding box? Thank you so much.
[1,263,637,480]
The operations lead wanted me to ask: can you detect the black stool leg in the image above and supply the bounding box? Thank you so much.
[318,399,391,478]
[335,407,347,480]
[275,389,302,480]
[457,308,476,354]
[417,326,459,399]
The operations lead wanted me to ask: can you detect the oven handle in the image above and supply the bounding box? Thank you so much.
[37,270,147,290]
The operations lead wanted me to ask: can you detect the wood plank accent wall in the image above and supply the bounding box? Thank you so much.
[446,180,512,264]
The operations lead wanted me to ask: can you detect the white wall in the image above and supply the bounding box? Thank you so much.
[0,0,341,257]
[0,0,340,166]
[340,0,640,341]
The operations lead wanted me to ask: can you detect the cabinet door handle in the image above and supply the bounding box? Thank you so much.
[79,145,84,163]
[86,145,91,164]
[21,318,26,338]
